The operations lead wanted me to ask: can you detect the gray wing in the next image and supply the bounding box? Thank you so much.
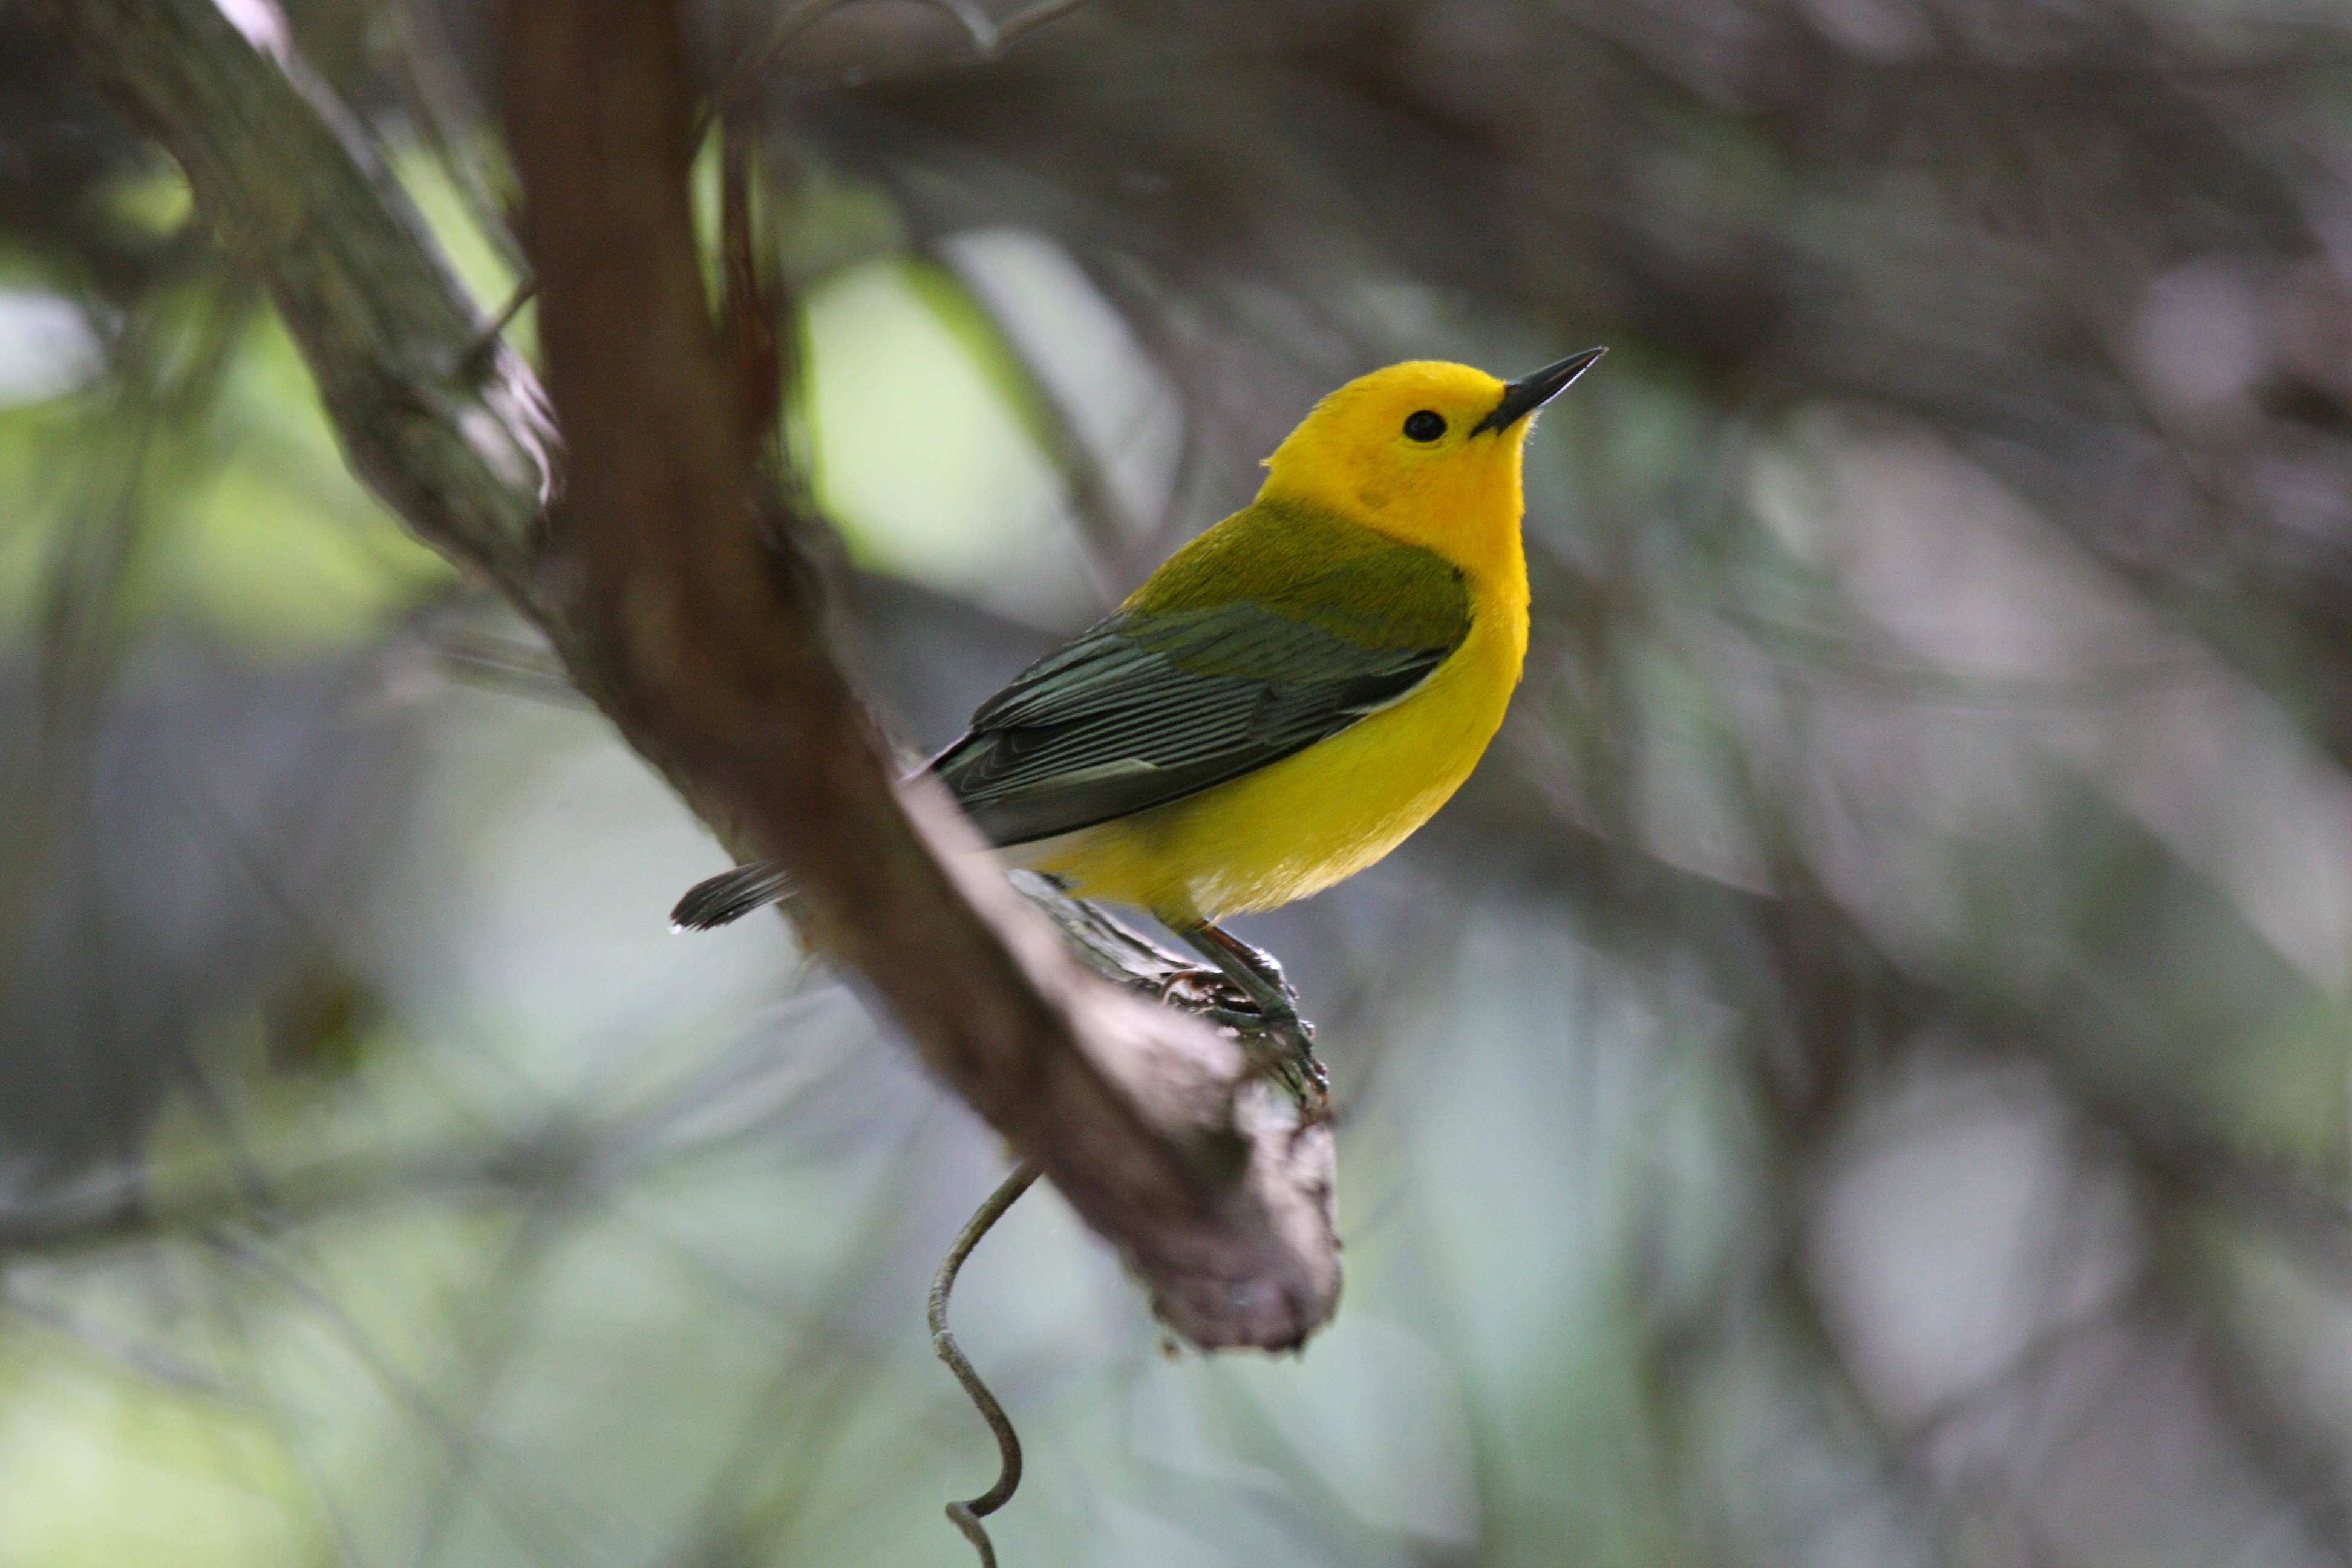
[929,602,1461,847]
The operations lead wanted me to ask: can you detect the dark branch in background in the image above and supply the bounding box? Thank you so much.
[0,279,256,1001]
[42,0,1339,1355]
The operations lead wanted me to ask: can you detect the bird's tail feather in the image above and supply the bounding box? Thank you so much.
[671,860,795,931]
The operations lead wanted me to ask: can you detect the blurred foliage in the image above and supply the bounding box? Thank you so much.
[10,0,2352,1565]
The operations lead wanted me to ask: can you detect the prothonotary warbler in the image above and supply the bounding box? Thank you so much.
[675,350,1604,1032]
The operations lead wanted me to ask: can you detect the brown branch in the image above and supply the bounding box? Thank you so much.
[45,0,1338,1352]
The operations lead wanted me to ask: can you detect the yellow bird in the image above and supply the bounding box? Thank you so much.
[675,349,1604,1027]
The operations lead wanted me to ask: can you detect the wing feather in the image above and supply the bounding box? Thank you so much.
[931,538,1471,847]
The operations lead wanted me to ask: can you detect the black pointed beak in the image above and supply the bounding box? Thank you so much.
[1471,347,1606,436]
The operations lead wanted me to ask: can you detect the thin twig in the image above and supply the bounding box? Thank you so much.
[918,0,1092,59]
[928,1160,1042,1568]
[382,0,529,279]
[460,273,540,377]
[991,0,1092,51]
[917,0,1005,56]
[691,0,853,146]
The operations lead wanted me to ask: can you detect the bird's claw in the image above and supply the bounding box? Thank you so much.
[1212,1005,1327,1111]
[1261,1028,1328,1108]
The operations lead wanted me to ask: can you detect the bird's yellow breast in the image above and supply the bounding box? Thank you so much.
[1005,355,1552,921]
[1018,578,1527,921]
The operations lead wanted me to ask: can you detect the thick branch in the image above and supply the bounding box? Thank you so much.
[48,0,1337,1351]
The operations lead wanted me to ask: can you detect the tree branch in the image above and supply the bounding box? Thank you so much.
[44,0,1338,1353]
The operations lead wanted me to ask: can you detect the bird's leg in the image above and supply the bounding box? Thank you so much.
[1182,922,1296,1013]
[1174,921,1327,1106]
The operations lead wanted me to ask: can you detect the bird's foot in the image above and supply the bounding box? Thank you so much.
[1200,994,1324,1110]
[1155,966,1328,1111]
[1186,923,1299,1011]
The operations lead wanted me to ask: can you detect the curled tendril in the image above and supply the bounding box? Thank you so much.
[929,1161,1042,1567]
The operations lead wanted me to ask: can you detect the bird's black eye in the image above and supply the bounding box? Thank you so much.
[1403,410,1447,443]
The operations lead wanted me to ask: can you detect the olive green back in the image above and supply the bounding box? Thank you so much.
[927,498,1474,847]
[1128,497,1472,653]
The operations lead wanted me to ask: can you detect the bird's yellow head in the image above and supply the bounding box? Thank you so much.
[1257,351,1603,583]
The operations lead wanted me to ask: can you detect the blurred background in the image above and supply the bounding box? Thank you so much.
[8,0,2352,1562]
